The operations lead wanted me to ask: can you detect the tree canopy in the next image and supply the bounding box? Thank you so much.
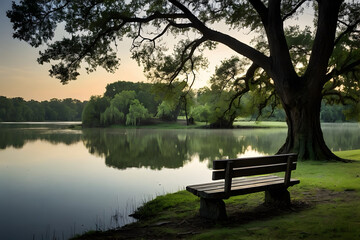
[7,0,360,160]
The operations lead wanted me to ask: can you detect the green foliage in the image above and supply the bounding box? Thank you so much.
[0,96,86,122]
[104,81,161,115]
[190,104,211,123]
[111,91,137,115]
[126,99,149,126]
[154,81,194,122]
[100,105,124,126]
[157,101,177,121]
[194,87,251,127]
[100,90,136,126]
[343,102,360,122]
[84,89,154,127]
[82,96,110,127]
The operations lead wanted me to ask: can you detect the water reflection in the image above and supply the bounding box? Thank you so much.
[0,127,82,149]
[1,123,360,239]
[25,127,288,170]
[1,123,360,170]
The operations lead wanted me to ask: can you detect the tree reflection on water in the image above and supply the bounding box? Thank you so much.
[1,123,360,170]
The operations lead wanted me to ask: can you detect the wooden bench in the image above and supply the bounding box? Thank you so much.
[186,153,300,220]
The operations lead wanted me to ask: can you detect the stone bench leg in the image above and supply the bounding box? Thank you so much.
[199,198,227,220]
[265,188,291,207]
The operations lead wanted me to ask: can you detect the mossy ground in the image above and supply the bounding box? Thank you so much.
[73,150,360,240]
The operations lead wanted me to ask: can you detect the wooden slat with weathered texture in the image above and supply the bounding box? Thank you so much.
[187,175,278,192]
[187,175,299,199]
[193,178,300,199]
[212,162,297,180]
[213,153,297,170]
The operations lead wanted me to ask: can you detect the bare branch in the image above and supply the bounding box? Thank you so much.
[223,63,259,115]
[131,23,172,51]
[256,91,276,121]
[169,37,207,83]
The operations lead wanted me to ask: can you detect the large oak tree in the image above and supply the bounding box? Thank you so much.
[7,0,360,160]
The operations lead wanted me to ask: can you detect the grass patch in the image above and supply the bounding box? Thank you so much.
[193,201,360,240]
[336,149,360,161]
[130,190,199,222]
[234,121,287,128]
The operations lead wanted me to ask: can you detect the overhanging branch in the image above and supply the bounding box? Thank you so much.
[169,37,207,83]
[325,58,360,83]
[334,19,360,46]
[282,0,308,21]
[168,0,271,74]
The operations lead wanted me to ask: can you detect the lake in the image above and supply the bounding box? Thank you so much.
[1,122,360,240]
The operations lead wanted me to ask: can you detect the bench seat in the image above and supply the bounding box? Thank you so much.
[187,175,300,199]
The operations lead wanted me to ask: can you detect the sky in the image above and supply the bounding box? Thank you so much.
[0,1,152,101]
[0,1,235,102]
[0,1,313,102]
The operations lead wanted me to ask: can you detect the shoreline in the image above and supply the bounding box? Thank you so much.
[72,149,360,240]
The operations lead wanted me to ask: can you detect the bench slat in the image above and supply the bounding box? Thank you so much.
[187,175,278,191]
[187,175,280,193]
[212,162,297,180]
[194,178,300,199]
[213,153,297,170]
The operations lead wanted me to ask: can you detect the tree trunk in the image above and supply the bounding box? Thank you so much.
[277,87,342,161]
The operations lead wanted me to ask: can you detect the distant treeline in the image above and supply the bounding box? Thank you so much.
[0,80,351,124]
[82,80,351,128]
[0,96,86,122]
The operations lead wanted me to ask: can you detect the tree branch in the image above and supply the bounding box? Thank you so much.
[249,0,269,26]
[224,63,259,115]
[322,90,357,104]
[305,0,343,80]
[325,58,360,83]
[168,0,271,75]
[282,0,308,21]
[131,23,172,50]
[334,18,360,46]
[169,37,207,83]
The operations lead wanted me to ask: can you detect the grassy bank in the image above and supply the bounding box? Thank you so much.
[78,120,288,130]
[73,150,360,240]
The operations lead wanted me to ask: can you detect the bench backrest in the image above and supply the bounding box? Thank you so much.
[212,153,298,196]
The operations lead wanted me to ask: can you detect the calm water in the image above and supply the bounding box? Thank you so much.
[1,122,360,240]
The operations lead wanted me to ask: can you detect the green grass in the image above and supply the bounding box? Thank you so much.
[233,121,287,128]
[74,150,360,239]
[192,201,360,240]
[81,120,288,130]
[336,149,360,161]
[131,190,199,222]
